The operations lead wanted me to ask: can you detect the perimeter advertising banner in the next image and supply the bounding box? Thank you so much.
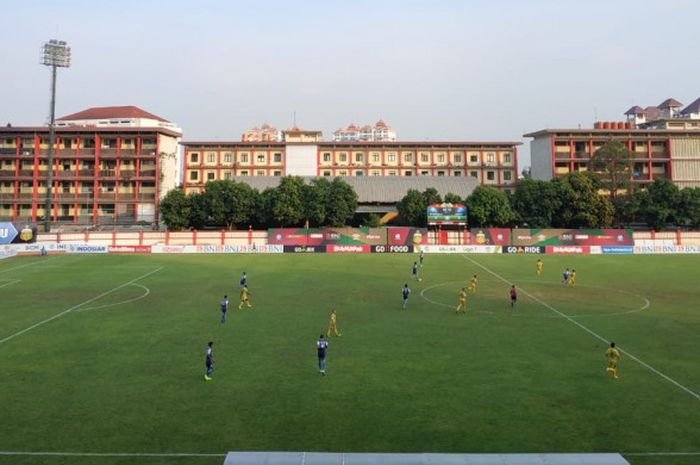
[465,228,511,246]
[511,229,633,246]
[0,222,38,244]
[387,228,429,246]
[427,203,467,225]
[268,228,386,246]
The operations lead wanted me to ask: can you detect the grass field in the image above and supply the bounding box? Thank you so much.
[0,253,698,465]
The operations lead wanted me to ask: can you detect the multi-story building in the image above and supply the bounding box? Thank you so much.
[332,119,397,142]
[241,123,283,142]
[182,139,519,194]
[0,124,179,225]
[525,125,700,188]
[625,96,700,127]
[56,105,183,135]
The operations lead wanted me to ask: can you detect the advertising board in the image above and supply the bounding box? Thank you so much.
[601,245,634,254]
[326,244,370,253]
[387,228,429,246]
[268,228,386,246]
[502,246,545,254]
[545,245,590,254]
[67,244,109,254]
[512,229,633,246]
[634,245,700,254]
[283,245,326,253]
[0,222,37,244]
[466,228,511,246]
[108,245,152,254]
[195,245,283,254]
[371,245,413,253]
[418,245,500,254]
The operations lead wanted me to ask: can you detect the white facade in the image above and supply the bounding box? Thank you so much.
[56,116,182,135]
[530,136,553,181]
[284,145,318,176]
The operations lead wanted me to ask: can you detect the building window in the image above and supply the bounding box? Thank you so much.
[256,170,265,176]
[240,170,249,176]
[470,171,478,178]
[454,154,462,163]
[323,171,331,176]
[454,171,462,176]
[355,170,364,176]
[339,153,347,162]
[421,170,429,176]
[371,170,381,176]
[207,172,215,181]
[224,172,232,180]
[240,153,248,163]
[355,153,363,162]
[503,171,512,181]
[470,155,478,163]
[437,171,445,176]
[223,153,233,163]
[437,154,445,163]
[487,153,495,163]
[273,170,282,176]
[388,154,396,162]
[273,153,282,163]
[388,171,397,176]
[404,171,412,176]
[421,153,429,163]
[323,153,331,162]
[206,153,216,163]
[503,153,511,163]
[339,170,347,176]
[189,171,198,181]
[487,171,495,180]
[372,153,380,163]
[257,155,265,163]
[190,153,199,163]
[404,153,413,162]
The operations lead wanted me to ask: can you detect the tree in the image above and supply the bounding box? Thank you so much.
[188,192,209,229]
[325,177,359,227]
[159,188,191,230]
[270,176,305,226]
[443,192,463,204]
[552,172,613,227]
[465,186,514,227]
[397,189,426,226]
[677,187,700,229]
[589,140,632,201]
[636,179,680,230]
[302,178,330,227]
[423,187,442,207]
[511,178,562,227]
[364,213,382,228]
[202,180,259,229]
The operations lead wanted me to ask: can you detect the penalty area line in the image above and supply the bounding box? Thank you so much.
[0,267,163,346]
[461,255,700,402]
[0,451,225,457]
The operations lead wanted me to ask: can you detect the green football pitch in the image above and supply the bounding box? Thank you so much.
[0,253,698,465]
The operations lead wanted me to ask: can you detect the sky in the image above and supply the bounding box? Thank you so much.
[1,0,698,168]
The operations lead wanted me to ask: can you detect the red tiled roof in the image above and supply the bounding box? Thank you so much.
[658,98,683,109]
[57,106,170,123]
[681,96,700,115]
[643,106,661,120]
[624,106,644,115]
[0,125,181,137]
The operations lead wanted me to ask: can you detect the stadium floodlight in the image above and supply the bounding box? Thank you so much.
[41,39,71,232]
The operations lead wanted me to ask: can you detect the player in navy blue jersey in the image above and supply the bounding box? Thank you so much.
[402,283,411,309]
[317,335,329,375]
[204,341,214,381]
[240,272,247,289]
[412,262,421,281]
[220,295,229,323]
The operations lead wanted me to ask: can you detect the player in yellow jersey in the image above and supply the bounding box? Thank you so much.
[606,342,620,379]
[456,287,468,314]
[568,269,576,286]
[238,284,252,309]
[326,309,342,337]
[468,274,478,294]
[536,258,543,276]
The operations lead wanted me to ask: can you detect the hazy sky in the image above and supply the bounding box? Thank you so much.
[1,0,698,168]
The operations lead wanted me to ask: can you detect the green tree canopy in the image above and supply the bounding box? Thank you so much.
[159,188,191,230]
[552,172,613,227]
[589,140,633,201]
[465,186,514,227]
[511,178,562,227]
[325,177,359,227]
[270,176,305,226]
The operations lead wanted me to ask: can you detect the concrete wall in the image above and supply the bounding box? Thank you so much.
[670,138,700,187]
[530,136,552,180]
[285,144,318,176]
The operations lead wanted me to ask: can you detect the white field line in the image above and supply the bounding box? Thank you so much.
[0,260,43,274]
[0,279,21,289]
[75,283,151,312]
[624,452,700,456]
[0,451,224,457]
[462,255,700,402]
[0,267,163,346]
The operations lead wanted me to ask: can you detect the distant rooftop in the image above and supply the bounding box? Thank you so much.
[58,106,170,123]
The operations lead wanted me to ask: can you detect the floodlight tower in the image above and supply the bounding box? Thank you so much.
[41,40,71,232]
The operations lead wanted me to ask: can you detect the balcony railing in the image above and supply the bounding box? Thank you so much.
[0,169,16,177]
[99,170,117,177]
[0,148,17,155]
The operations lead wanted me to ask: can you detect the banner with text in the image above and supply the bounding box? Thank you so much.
[268,228,386,246]
[512,229,633,246]
[387,228,429,246]
[0,222,38,244]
